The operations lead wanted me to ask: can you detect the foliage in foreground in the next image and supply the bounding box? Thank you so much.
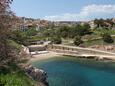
[0,64,36,86]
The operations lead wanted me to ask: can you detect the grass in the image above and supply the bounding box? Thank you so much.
[83,39,106,47]
[83,37,115,47]
[0,40,41,86]
[0,64,37,86]
[28,36,46,42]
[8,40,22,50]
[94,29,115,35]
[63,29,115,47]
[62,38,73,45]
[63,36,115,47]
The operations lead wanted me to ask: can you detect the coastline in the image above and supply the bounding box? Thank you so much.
[27,50,115,86]
[31,54,115,86]
[30,51,61,62]
[28,50,115,86]
[29,51,115,63]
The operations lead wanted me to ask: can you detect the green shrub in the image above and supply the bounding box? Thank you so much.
[102,33,114,43]
[51,36,62,44]
[0,64,35,86]
[74,36,83,46]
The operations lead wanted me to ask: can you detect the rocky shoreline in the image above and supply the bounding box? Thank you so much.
[25,65,49,86]
[20,46,49,86]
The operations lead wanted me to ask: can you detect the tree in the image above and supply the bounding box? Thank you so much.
[101,33,114,43]
[11,30,29,45]
[58,26,70,38]
[0,0,18,67]
[26,28,38,36]
[51,36,62,44]
[43,29,55,37]
[82,23,91,35]
[74,35,83,46]
[74,24,91,36]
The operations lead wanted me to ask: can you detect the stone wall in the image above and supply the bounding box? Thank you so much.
[28,45,46,52]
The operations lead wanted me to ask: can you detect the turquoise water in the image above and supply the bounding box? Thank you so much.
[32,56,115,86]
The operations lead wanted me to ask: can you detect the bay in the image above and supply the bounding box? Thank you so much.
[32,56,115,86]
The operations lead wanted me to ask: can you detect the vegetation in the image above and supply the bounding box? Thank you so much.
[101,33,114,43]
[42,23,91,40]
[8,40,22,50]
[0,0,115,85]
[0,64,36,86]
[57,26,70,38]
[39,19,115,47]
[51,36,62,44]
[74,24,91,36]
[10,28,40,45]
[0,1,38,86]
[11,30,29,45]
[94,29,115,35]
[12,17,115,47]
[0,0,18,68]
[74,36,83,46]
[25,28,38,36]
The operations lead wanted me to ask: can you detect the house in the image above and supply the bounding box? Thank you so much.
[88,20,96,29]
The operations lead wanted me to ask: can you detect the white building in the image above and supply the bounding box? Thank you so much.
[89,20,96,29]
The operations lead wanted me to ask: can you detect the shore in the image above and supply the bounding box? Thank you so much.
[30,51,61,62]
[30,51,115,63]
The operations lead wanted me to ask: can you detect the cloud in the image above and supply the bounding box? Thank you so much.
[43,4,115,21]
[80,4,115,16]
[44,13,77,21]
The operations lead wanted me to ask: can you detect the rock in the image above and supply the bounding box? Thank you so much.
[25,65,48,86]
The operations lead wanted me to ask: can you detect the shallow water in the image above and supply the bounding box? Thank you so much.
[32,56,115,86]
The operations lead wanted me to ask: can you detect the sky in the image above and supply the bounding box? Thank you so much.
[11,0,115,21]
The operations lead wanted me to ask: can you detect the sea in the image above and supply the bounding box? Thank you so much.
[32,56,115,86]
